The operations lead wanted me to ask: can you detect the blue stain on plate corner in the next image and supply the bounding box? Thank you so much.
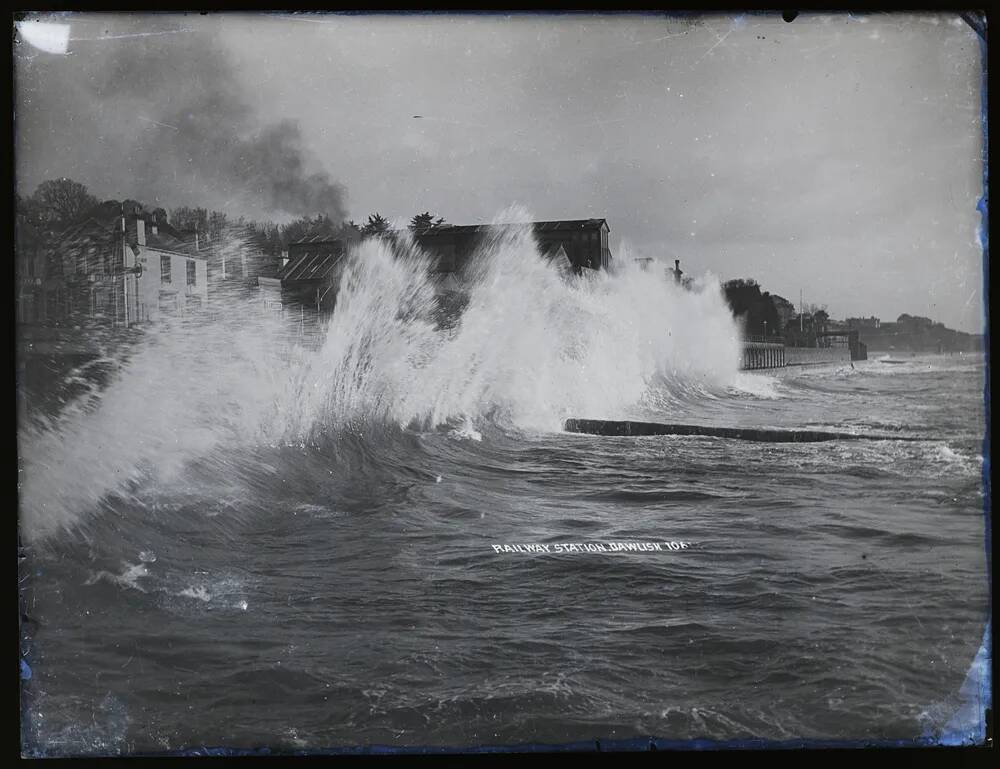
[20,659,32,680]
[937,622,992,745]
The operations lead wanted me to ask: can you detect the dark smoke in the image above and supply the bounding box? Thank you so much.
[14,13,346,221]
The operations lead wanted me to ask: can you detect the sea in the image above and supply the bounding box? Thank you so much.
[17,215,991,755]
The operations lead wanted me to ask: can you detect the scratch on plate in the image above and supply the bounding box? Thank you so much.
[70,29,191,42]
[138,116,180,131]
[691,26,735,69]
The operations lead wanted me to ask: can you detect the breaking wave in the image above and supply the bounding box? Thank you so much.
[18,207,746,543]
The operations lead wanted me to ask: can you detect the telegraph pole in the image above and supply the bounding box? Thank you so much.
[122,204,130,328]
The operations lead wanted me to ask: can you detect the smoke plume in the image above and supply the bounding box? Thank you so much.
[14,13,346,221]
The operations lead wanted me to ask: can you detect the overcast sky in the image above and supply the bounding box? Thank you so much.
[15,12,986,332]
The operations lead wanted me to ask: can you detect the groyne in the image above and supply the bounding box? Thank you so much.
[564,419,922,442]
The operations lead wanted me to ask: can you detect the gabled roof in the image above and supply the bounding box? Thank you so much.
[148,230,201,256]
[276,249,343,282]
[52,213,201,257]
[126,219,200,256]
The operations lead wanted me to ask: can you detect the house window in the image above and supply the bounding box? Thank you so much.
[161,255,171,284]
[187,260,197,286]
[19,294,35,324]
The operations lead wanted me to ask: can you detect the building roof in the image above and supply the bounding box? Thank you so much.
[276,249,343,282]
[135,221,201,256]
[533,219,609,232]
[411,218,609,237]
[53,213,201,257]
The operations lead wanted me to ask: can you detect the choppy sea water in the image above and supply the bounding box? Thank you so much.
[17,220,990,755]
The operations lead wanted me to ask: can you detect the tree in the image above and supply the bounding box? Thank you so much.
[207,211,228,243]
[408,211,446,231]
[87,199,126,222]
[170,206,209,233]
[122,199,145,218]
[277,213,340,247]
[16,193,50,232]
[360,212,391,238]
[169,207,228,242]
[723,278,779,337]
[724,278,759,291]
[770,294,797,327]
[26,178,100,228]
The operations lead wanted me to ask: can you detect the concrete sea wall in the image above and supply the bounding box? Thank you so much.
[784,346,852,366]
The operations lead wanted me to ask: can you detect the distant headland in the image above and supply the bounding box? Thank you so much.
[721,278,983,354]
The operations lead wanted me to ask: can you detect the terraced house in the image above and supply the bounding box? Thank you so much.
[46,206,208,326]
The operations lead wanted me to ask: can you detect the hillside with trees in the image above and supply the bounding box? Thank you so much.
[858,314,982,353]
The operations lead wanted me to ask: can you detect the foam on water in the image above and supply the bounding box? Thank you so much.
[288,208,744,435]
[18,207,746,543]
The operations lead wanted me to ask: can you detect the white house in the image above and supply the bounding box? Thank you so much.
[126,217,209,322]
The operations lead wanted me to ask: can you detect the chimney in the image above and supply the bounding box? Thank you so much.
[194,231,199,251]
[673,258,682,283]
[152,223,158,235]
[136,219,146,247]
[281,249,289,268]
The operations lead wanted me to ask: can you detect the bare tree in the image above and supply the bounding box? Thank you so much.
[29,178,100,226]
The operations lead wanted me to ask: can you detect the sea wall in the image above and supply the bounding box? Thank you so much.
[741,342,785,370]
[784,346,852,366]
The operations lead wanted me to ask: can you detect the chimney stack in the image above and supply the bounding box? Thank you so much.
[136,219,146,247]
